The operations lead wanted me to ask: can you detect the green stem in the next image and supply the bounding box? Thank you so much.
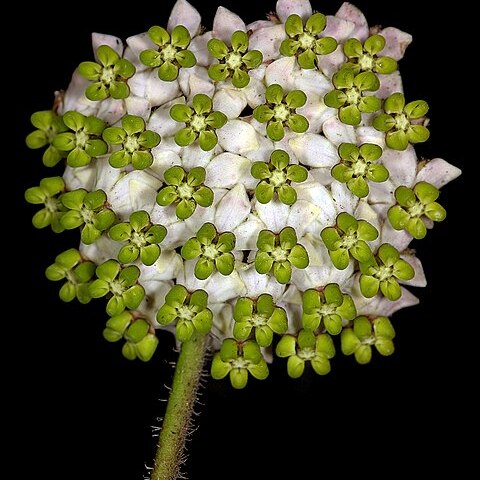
[151,334,208,480]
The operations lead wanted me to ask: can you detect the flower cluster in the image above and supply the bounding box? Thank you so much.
[26,0,460,386]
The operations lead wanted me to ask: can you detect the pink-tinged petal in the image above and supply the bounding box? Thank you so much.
[287,200,321,238]
[92,33,124,57]
[108,171,162,218]
[60,71,98,116]
[379,27,413,61]
[276,0,312,22]
[215,184,251,232]
[205,153,251,189]
[128,71,148,99]
[217,119,260,154]
[145,70,181,107]
[124,95,151,120]
[336,2,369,41]
[297,96,336,134]
[247,20,276,32]
[289,133,338,168]
[249,24,287,62]
[380,221,412,252]
[377,71,404,98]
[189,32,214,67]
[148,97,185,137]
[317,47,346,78]
[63,164,97,192]
[213,88,247,119]
[233,215,267,250]
[322,116,357,145]
[381,145,418,188]
[294,68,333,96]
[331,181,359,214]
[238,264,286,300]
[167,0,202,37]
[255,198,290,233]
[265,57,297,90]
[356,126,385,147]
[213,7,246,42]
[149,149,182,181]
[124,34,155,70]
[323,16,355,42]
[400,253,427,288]
[80,236,122,265]
[96,98,126,125]
[244,71,267,108]
[415,158,462,189]
[178,66,215,99]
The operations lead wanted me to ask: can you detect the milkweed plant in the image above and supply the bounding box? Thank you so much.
[25,0,461,478]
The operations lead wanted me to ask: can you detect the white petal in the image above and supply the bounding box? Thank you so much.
[80,235,121,265]
[322,116,357,145]
[280,284,303,305]
[317,46,346,78]
[331,181,359,214]
[139,278,173,323]
[276,0,312,22]
[215,184,251,232]
[128,71,148,99]
[181,143,216,170]
[167,0,202,37]
[287,200,321,238]
[248,24,287,62]
[211,302,234,345]
[145,70,181,107]
[189,32,213,67]
[217,119,259,154]
[213,6,246,42]
[126,32,155,59]
[309,167,335,186]
[237,263,286,300]
[124,95,151,120]
[184,190,222,234]
[60,71,98,117]
[63,164,97,192]
[92,33,123,57]
[381,145,418,187]
[96,98,126,124]
[205,271,246,303]
[178,65,215,99]
[377,71,404,98]
[400,253,427,288]
[265,57,297,91]
[289,133,338,168]
[335,2,369,41]
[147,97,184,137]
[380,221,412,252]
[296,183,337,228]
[354,200,381,230]
[415,158,462,189]
[368,180,395,205]
[323,16,355,42]
[247,20,275,32]
[161,218,191,249]
[176,260,207,292]
[254,198,290,232]
[205,153,251,189]
[242,129,275,162]
[233,215,267,250]
[379,27,413,61]
[213,88,247,119]
[297,95,336,134]
[93,157,123,193]
[244,74,267,108]
[356,126,385,147]
[294,67,333,96]
[108,171,161,219]
[139,250,183,282]
[148,149,181,181]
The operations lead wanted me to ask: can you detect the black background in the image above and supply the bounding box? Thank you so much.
[11,1,471,478]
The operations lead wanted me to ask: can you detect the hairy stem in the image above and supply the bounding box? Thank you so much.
[151,334,208,480]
